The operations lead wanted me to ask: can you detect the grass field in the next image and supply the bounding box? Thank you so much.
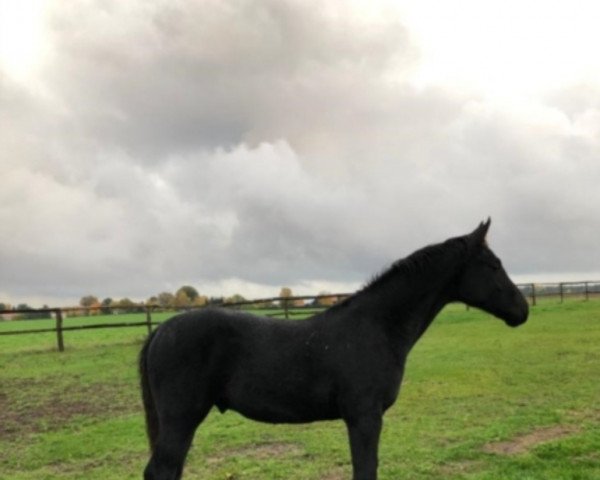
[1,301,599,479]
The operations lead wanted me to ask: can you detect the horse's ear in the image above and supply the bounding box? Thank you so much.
[469,217,491,247]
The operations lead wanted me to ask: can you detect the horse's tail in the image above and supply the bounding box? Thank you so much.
[139,328,160,451]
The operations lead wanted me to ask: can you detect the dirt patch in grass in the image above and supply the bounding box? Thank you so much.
[482,425,580,455]
[321,466,350,479]
[207,441,304,465]
[0,377,138,439]
[437,459,485,476]
[566,408,600,423]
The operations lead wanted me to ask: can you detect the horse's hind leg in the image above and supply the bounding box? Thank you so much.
[144,405,211,480]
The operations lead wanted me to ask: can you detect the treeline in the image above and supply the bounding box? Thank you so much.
[77,286,341,314]
[0,286,342,320]
[77,285,248,313]
[0,303,52,320]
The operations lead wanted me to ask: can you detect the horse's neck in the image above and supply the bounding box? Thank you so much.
[362,260,459,348]
[401,285,452,347]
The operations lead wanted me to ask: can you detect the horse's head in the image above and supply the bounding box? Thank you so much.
[455,219,529,327]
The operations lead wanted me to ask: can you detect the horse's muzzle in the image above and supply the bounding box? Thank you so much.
[504,295,529,327]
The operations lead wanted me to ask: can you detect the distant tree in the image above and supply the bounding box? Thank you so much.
[279,287,293,309]
[15,303,35,320]
[176,286,199,302]
[174,290,192,308]
[279,287,292,297]
[193,296,208,307]
[317,292,337,307]
[80,295,99,308]
[146,296,158,306]
[225,294,246,305]
[208,297,224,306]
[117,298,137,313]
[100,298,113,314]
[157,292,175,308]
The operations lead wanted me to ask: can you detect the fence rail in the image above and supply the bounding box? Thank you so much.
[1,282,599,352]
[516,280,600,306]
[0,293,351,352]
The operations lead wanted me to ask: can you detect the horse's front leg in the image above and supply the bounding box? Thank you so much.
[344,412,383,480]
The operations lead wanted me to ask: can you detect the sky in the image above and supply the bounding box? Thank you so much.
[1,0,600,307]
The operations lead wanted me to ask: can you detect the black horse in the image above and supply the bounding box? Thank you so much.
[140,219,528,480]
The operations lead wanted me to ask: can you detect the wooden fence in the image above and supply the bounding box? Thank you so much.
[1,282,599,352]
[0,306,156,352]
[0,293,349,352]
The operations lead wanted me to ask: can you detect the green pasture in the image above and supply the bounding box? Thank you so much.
[1,301,599,479]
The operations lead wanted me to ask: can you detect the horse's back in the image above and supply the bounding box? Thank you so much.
[146,308,311,385]
[151,307,309,351]
[147,308,257,369]
[152,307,252,341]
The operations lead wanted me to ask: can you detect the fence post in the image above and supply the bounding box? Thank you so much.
[559,283,564,303]
[585,282,589,301]
[531,283,537,306]
[56,309,65,352]
[284,300,289,320]
[145,307,152,334]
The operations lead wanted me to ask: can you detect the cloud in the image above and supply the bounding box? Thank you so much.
[1,0,600,305]
[40,0,415,160]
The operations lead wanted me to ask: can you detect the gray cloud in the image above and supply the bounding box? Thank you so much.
[1,0,600,305]
[42,0,414,160]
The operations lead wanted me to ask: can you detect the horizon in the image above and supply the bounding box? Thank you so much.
[4,272,600,310]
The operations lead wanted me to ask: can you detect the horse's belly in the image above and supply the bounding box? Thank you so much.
[221,378,339,424]
[231,399,339,424]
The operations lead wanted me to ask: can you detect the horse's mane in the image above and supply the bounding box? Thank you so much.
[318,237,467,311]
[366,239,464,290]
[332,236,467,311]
